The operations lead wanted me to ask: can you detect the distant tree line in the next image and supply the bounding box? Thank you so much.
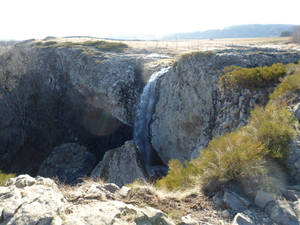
[292,26,300,44]
[280,31,292,37]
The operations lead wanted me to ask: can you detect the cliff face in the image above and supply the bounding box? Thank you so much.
[150,49,300,164]
[0,43,143,174]
[57,48,142,126]
[21,45,143,126]
[1,41,300,176]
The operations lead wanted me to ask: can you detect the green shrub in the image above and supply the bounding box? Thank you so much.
[82,40,127,51]
[270,72,300,101]
[156,159,198,190]
[195,130,268,184]
[220,63,286,89]
[0,171,15,186]
[246,104,296,165]
[157,129,268,191]
[157,105,296,191]
[62,40,128,52]
[34,40,128,52]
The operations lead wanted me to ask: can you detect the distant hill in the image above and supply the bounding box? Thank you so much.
[163,24,296,40]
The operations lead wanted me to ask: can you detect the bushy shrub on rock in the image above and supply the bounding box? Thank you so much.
[157,63,298,192]
[220,63,286,89]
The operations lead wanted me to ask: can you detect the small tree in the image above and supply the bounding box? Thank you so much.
[292,26,300,44]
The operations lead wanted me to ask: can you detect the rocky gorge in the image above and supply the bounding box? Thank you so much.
[1,38,300,224]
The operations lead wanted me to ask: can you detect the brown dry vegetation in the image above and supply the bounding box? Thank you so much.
[32,37,300,57]
[58,179,230,224]
[123,37,300,55]
[123,184,229,224]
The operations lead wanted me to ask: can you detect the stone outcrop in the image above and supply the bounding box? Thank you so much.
[150,49,300,164]
[56,47,142,126]
[91,140,147,186]
[294,103,300,122]
[6,44,142,126]
[232,213,255,225]
[265,200,300,225]
[0,43,140,174]
[1,176,65,225]
[38,143,96,183]
[0,175,175,225]
[213,185,300,225]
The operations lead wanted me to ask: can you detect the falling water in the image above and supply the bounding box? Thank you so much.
[134,67,170,167]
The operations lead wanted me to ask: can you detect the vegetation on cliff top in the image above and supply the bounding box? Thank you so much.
[34,40,128,52]
[270,64,300,102]
[219,63,286,89]
[157,63,299,192]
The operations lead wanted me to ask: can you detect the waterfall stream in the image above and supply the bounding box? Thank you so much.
[134,67,170,167]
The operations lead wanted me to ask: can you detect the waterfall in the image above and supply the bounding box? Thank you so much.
[134,67,170,167]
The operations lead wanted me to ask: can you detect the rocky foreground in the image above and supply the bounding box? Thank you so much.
[0,175,221,225]
[3,172,300,225]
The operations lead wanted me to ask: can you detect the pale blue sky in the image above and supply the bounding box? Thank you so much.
[1,0,300,40]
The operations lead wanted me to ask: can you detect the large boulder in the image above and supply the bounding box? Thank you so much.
[38,143,96,183]
[0,176,64,225]
[0,175,175,225]
[150,49,300,164]
[56,46,142,126]
[91,140,147,186]
[62,200,175,225]
[265,200,300,225]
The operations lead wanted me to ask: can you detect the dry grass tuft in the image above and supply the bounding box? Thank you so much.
[125,180,228,224]
[0,171,16,186]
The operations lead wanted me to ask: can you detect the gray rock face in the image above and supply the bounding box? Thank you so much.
[1,176,64,225]
[16,45,142,126]
[232,213,255,225]
[223,191,251,212]
[0,45,140,174]
[1,175,175,225]
[294,103,300,122]
[255,190,275,209]
[63,201,175,225]
[151,49,300,164]
[288,135,300,184]
[56,47,142,126]
[265,200,300,225]
[38,143,96,183]
[91,140,147,186]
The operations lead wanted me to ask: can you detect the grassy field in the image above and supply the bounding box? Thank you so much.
[123,37,299,55]
[31,37,299,57]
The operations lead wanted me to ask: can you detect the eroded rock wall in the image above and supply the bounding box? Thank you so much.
[0,44,142,174]
[150,49,300,164]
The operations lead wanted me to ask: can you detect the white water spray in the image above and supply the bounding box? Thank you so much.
[134,67,170,166]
